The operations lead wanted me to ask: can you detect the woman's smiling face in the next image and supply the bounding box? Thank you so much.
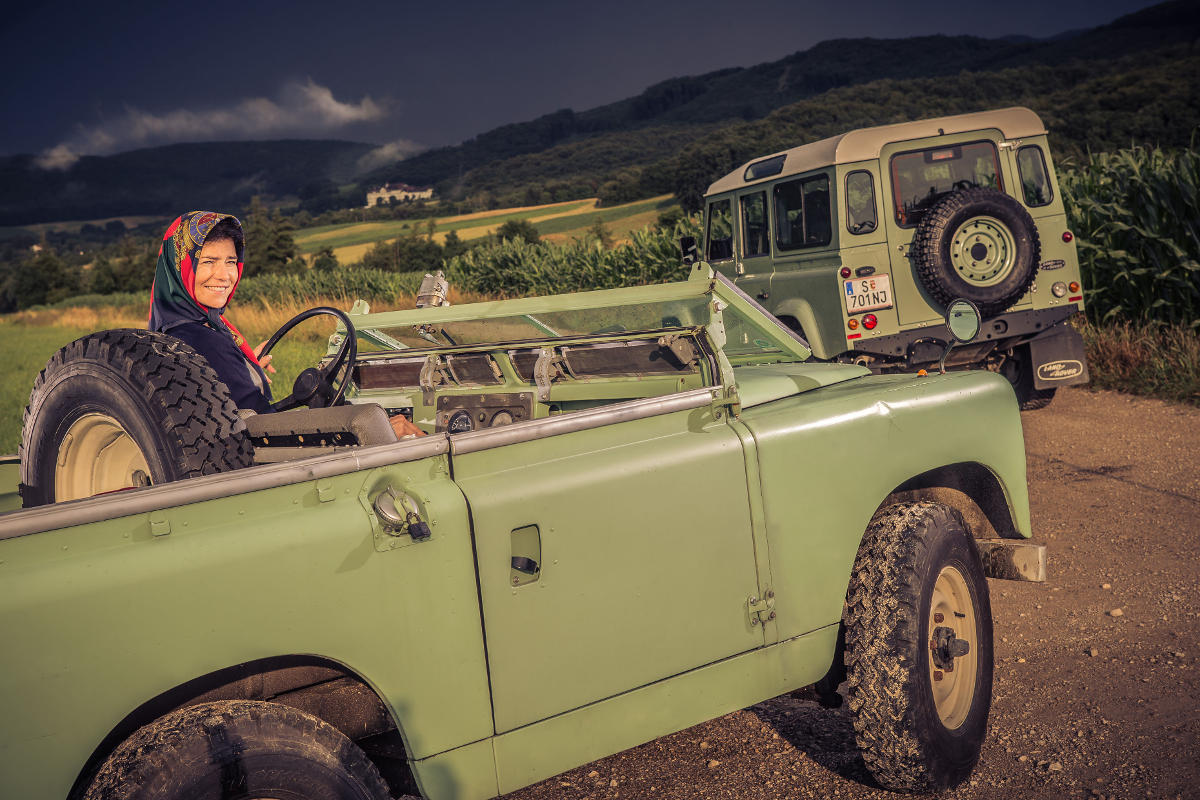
[193,237,239,308]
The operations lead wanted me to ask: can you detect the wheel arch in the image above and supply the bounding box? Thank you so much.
[772,298,841,360]
[68,654,414,800]
[876,461,1020,541]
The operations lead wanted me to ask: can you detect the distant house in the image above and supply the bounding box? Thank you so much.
[366,182,433,206]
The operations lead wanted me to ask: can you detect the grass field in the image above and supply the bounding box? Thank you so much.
[294,199,596,255]
[293,195,677,264]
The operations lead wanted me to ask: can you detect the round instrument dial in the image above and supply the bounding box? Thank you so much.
[446,410,475,433]
[489,410,515,427]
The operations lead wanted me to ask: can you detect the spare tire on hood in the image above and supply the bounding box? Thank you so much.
[911,188,1041,318]
[19,329,254,507]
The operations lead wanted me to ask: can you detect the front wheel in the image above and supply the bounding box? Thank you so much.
[843,501,994,791]
[83,700,393,800]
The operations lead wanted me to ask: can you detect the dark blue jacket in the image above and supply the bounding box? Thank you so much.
[169,322,272,413]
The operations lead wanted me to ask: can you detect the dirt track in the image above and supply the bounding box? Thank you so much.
[507,387,1200,800]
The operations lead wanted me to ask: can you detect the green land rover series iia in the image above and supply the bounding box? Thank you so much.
[0,266,1045,799]
[700,107,1089,410]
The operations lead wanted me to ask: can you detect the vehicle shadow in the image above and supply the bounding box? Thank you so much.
[750,691,884,790]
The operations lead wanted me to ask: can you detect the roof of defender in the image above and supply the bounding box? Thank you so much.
[705,106,1046,196]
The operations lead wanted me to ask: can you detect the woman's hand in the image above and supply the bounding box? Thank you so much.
[253,340,277,383]
[389,414,426,439]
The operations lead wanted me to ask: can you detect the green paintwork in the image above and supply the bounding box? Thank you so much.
[0,267,1032,800]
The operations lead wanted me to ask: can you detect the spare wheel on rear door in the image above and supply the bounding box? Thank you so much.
[911,188,1041,318]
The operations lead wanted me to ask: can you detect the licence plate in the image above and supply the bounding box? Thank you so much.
[844,275,893,313]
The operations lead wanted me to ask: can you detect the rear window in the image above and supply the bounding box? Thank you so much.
[706,199,733,261]
[845,171,877,235]
[891,141,1003,227]
[773,175,831,251]
[1017,145,1053,207]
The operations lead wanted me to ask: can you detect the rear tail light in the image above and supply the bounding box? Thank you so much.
[1062,231,1074,242]
[863,314,878,330]
[840,267,852,278]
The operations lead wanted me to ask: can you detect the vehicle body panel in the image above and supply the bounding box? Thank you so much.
[0,452,493,799]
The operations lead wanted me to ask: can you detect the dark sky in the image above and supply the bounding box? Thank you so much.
[0,0,1160,167]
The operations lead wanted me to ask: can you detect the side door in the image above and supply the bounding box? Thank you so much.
[733,189,774,299]
[450,394,766,733]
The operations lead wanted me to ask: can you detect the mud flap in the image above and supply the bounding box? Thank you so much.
[1028,323,1089,390]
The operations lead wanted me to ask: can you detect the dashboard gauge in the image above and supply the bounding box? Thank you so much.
[489,410,515,427]
[446,410,475,433]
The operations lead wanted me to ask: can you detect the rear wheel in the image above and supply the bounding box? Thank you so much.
[19,329,253,507]
[844,501,993,791]
[83,700,393,800]
[1001,345,1057,411]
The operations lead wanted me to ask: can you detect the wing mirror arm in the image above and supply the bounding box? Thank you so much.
[938,299,982,375]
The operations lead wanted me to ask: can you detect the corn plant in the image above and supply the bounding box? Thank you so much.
[1060,145,1200,329]
[444,215,703,297]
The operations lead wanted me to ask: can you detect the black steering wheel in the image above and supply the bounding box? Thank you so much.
[257,307,358,412]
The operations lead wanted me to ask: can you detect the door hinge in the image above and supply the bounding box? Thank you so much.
[747,589,775,626]
[149,512,171,537]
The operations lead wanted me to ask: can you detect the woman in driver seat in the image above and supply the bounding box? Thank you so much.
[149,211,273,413]
[148,211,424,438]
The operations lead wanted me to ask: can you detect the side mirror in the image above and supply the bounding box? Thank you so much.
[937,299,981,374]
[679,236,699,265]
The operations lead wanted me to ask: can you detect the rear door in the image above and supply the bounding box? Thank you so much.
[451,396,765,733]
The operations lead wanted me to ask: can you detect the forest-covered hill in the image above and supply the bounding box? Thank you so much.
[2,0,1196,225]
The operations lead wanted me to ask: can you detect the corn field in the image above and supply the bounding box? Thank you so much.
[1060,145,1200,329]
[444,216,703,297]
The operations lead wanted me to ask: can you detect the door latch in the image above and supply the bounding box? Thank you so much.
[747,590,776,626]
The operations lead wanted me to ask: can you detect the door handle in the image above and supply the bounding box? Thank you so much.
[511,556,539,575]
[510,525,541,586]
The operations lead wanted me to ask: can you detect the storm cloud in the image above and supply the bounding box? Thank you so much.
[35,79,386,169]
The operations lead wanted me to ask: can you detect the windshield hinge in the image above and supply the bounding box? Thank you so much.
[747,590,775,626]
[419,355,451,405]
[533,346,565,401]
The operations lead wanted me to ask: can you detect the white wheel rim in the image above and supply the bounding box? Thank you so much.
[55,413,152,501]
[928,565,979,729]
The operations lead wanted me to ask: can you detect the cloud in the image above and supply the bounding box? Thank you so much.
[356,138,426,172]
[35,79,386,170]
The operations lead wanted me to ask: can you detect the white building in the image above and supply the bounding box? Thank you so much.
[366,182,434,206]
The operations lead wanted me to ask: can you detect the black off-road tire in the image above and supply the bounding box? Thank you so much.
[1001,344,1057,411]
[19,329,253,507]
[83,700,393,800]
[844,501,994,792]
[912,188,1040,317]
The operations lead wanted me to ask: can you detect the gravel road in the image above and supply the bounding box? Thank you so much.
[506,387,1200,800]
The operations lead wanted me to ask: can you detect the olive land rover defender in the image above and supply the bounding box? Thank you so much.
[701,107,1089,409]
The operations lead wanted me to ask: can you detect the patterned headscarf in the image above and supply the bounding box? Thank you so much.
[148,211,263,370]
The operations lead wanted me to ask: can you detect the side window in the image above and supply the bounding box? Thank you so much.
[706,199,733,261]
[740,192,769,257]
[1017,145,1053,207]
[890,141,1003,227]
[773,175,831,251]
[845,171,877,235]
